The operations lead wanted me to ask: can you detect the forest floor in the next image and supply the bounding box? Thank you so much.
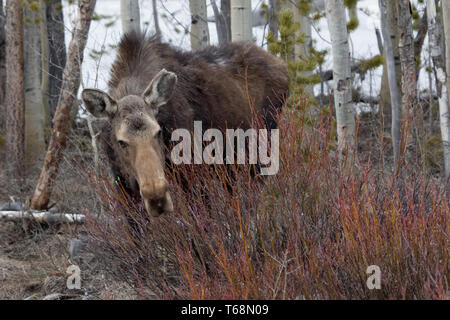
[0,195,136,300]
[0,220,74,300]
[0,135,137,300]
[0,220,137,299]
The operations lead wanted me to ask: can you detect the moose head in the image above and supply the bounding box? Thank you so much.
[82,69,177,217]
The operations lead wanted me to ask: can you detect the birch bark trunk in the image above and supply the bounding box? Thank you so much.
[189,0,210,51]
[231,0,252,41]
[5,0,25,179]
[397,0,416,150]
[379,0,402,170]
[379,0,402,132]
[120,0,140,34]
[443,0,450,106]
[325,0,355,159]
[431,0,450,177]
[24,4,46,165]
[152,0,161,37]
[39,0,50,131]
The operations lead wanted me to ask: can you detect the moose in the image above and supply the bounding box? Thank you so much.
[82,32,289,217]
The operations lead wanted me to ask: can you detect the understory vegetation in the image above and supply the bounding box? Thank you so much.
[84,100,449,299]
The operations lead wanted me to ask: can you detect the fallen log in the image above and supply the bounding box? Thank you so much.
[0,210,85,224]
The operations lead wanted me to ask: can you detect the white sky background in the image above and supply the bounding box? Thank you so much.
[61,0,428,105]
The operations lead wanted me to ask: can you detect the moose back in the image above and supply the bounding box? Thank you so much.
[82,32,289,217]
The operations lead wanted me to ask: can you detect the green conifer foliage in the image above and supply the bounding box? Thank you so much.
[267,5,325,108]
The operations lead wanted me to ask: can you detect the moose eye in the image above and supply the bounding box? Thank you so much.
[118,140,128,148]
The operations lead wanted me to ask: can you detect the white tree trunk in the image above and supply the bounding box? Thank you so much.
[379,0,402,135]
[152,0,161,37]
[296,4,313,96]
[120,0,140,34]
[430,0,450,178]
[39,0,50,133]
[297,13,312,61]
[379,0,402,169]
[443,0,450,98]
[231,0,252,41]
[0,210,85,224]
[397,0,416,151]
[326,0,355,158]
[189,0,210,51]
[24,5,46,165]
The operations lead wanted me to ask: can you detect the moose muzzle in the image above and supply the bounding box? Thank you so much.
[139,178,173,217]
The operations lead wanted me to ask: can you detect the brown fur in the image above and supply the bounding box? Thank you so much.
[109,32,288,130]
[92,31,289,215]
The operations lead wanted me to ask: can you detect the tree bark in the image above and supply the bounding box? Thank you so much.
[5,0,25,179]
[438,0,450,177]
[46,0,67,122]
[231,0,252,42]
[24,3,46,165]
[38,0,50,133]
[0,210,85,224]
[30,0,97,210]
[379,0,402,170]
[0,2,5,115]
[443,0,450,105]
[189,0,210,51]
[120,0,140,34]
[397,0,416,145]
[152,0,161,37]
[295,1,313,96]
[282,0,313,96]
[268,0,280,40]
[326,0,355,159]
[211,0,231,45]
[379,0,402,132]
[379,62,392,129]
[413,7,428,75]
[221,0,231,41]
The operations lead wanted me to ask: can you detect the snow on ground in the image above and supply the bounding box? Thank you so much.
[61,0,428,109]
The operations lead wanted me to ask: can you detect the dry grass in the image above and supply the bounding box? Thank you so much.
[83,104,449,300]
[0,94,447,300]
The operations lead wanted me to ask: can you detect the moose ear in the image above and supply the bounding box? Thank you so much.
[82,88,117,118]
[142,69,177,111]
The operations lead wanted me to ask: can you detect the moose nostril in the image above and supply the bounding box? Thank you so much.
[140,181,172,216]
[151,198,166,213]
